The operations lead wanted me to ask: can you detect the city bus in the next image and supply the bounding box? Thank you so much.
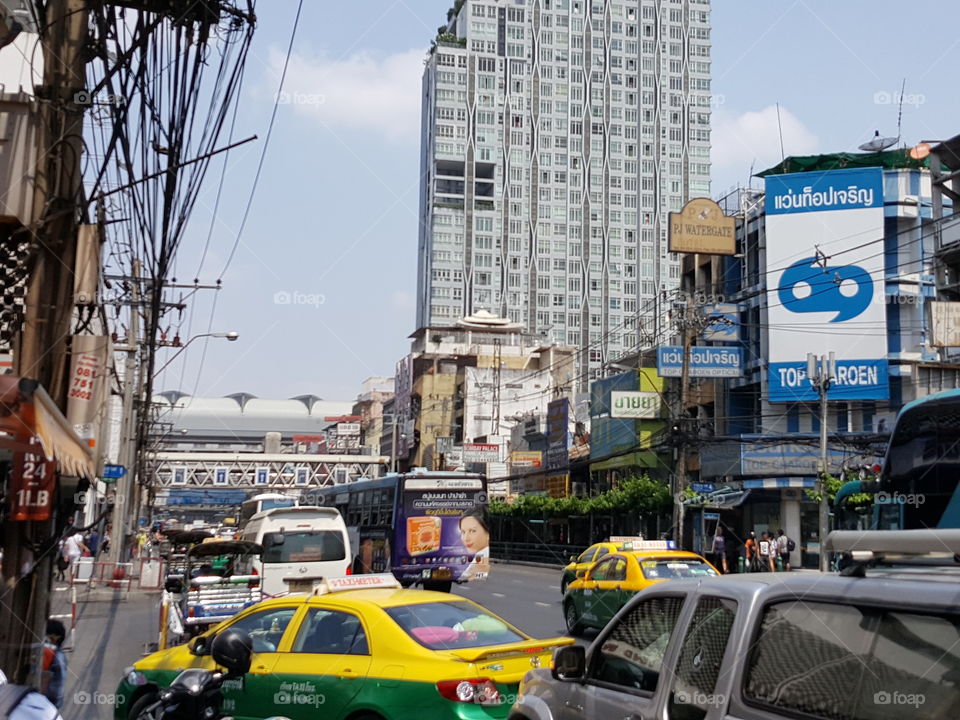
[309,469,488,591]
[237,492,298,529]
[874,388,960,530]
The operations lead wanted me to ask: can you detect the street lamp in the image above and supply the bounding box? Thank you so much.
[152,331,239,378]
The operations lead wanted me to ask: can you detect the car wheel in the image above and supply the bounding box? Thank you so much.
[127,692,162,720]
[564,600,584,636]
[423,580,453,593]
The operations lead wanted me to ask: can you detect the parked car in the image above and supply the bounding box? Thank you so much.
[118,574,573,720]
[513,529,960,720]
[563,546,718,634]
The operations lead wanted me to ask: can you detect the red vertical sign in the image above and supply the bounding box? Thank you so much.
[8,436,56,521]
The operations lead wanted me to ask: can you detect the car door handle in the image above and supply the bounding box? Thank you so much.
[340,668,360,679]
[564,700,584,712]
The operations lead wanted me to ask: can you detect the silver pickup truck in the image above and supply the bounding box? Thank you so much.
[513,529,960,720]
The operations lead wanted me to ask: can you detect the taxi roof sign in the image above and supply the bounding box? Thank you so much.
[608,536,644,543]
[282,573,402,596]
[619,539,677,551]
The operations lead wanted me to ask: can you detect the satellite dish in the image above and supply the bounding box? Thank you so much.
[859,130,898,152]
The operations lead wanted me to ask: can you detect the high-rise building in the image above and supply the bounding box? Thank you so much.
[416,0,712,389]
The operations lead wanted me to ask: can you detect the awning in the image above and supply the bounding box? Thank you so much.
[0,376,95,479]
[743,477,817,489]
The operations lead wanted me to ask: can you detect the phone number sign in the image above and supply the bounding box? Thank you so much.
[8,437,56,521]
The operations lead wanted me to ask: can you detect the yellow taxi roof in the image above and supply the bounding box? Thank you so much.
[620,549,710,561]
[249,587,478,611]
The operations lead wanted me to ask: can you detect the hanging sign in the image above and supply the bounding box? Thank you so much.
[9,436,57,521]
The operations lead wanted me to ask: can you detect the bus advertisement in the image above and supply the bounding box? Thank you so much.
[310,470,488,591]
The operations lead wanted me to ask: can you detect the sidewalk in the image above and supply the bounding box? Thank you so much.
[50,579,158,720]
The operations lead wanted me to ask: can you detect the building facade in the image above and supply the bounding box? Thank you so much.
[416,0,712,389]
[682,152,958,566]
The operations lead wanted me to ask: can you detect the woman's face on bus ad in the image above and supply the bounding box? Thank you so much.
[459,515,489,553]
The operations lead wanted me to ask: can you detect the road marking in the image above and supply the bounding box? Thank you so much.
[548,585,560,591]
[492,592,506,598]
[535,602,551,607]
[50,614,72,619]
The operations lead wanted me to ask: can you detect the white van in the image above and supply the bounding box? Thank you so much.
[241,506,351,596]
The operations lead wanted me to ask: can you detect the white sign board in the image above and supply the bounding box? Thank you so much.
[463,443,500,463]
[765,168,888,402]
[610,391,661,418]
[930,301,960,347]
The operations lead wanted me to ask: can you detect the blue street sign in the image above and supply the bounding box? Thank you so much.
[102,464,127,479]
[691,482,716,494]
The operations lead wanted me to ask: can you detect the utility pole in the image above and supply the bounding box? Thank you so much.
[109,260,141,564]
[673,293,695,548]
[808,352,836,572]
[0,0,89,685]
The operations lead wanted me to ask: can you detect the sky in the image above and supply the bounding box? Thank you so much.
[157,0,960,404]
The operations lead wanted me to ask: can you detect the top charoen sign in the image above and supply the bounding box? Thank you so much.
[668,198,736,255]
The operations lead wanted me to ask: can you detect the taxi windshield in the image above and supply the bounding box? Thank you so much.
[636,557,718,580]
[385,601,526,650]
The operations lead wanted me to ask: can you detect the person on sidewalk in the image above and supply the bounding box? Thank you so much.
[40,620,67,710]
[776,528,793,571]
[744,532,758,572]
[61,532,87,580]
[712,527,729,574]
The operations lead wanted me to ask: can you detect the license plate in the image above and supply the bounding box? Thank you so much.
[433,568,451,580]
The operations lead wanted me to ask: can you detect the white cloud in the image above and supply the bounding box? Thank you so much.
[269,47,425,143]
[712,105,819,179]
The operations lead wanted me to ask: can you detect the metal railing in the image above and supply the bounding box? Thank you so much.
[492,541,584,567]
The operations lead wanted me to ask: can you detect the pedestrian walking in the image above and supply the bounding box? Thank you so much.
[713,527,729,574]
[86,528,100,557]
[61,531,87,580]
[744,531,758,572]
[777,528,793,571]
[40,619,67,709]
[759,531,776,572]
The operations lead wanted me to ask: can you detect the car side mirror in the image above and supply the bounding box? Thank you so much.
[164,576,184,594]
[262,532,284,547]
[569,555,576,562]
[189,635,210,656]
[552,645,586,681]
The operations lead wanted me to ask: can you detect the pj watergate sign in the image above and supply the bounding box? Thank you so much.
[764,167,889,402]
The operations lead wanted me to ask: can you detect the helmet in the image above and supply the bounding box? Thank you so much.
[210,628,253,677]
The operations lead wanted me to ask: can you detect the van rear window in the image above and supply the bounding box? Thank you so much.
[263,531,345,563]
[744,600,960,720]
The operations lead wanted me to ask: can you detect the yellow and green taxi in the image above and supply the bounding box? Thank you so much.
[117,574,573,720]
[562,544,719,634]
[559,536,649,594]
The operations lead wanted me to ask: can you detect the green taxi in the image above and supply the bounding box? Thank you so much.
[117,574,573,720]
[562,545,719,634]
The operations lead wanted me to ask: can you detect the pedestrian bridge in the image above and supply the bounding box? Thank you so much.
[149,450,389,494]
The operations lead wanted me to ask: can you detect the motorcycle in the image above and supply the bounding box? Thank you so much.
[133,628,289,720]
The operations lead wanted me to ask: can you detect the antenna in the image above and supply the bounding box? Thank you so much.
[776,102,785,162]
[895,77,905,146]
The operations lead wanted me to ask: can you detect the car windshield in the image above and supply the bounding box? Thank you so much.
[385,601,527,650]
[262,531,345,563]
[636,557,718,579]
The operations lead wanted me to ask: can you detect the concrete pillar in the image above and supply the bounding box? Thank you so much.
[783,494,802,568]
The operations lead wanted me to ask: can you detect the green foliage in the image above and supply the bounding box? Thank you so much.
[489,475,671,518]
[436,33,467,46]
[805,473,874,506]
